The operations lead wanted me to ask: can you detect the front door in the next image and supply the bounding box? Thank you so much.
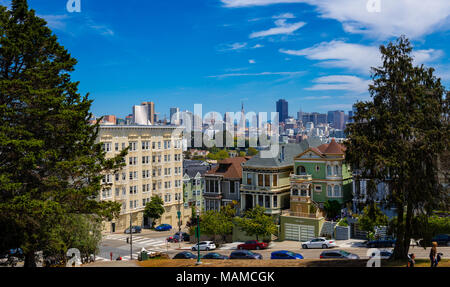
[245,194,253,211]
[111,223,116,233]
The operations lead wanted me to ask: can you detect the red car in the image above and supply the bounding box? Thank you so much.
[237,240,268,250]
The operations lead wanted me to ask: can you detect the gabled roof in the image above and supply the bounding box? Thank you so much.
[183,160,216,178]
[206,157,249,179]
[243,138,325,168]
[296,138,345,159]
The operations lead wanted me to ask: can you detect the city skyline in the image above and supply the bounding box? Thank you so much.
[4,0,448,118]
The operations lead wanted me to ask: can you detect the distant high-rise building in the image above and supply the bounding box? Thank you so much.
[297,109,303,121]
[276,99,288,123]
[102,115,116,125]
[170,107,180,125]
[329,110,345,130]
[133,102,155,125]
[301,112,327,126]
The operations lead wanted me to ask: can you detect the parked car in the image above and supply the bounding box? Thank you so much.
[369,250,393,259]
[155,224,172,231]
[271,250,304,260]
[229,250,263,260]
[366,237,396,248]
[173,251,197,259]
[237,240,268,250]
[167,232,190,243]
[192,241,216,251]
[419,234,450,247]
[201,253,229,260]
[124,226,142,234]
[301,237,336,249]
[320,250,360,259]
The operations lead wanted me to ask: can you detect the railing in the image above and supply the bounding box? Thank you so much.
[290,173,312,181]
[281,210,320,219]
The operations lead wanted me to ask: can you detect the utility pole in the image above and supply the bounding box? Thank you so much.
[196,208,201,265]
[177,196,182,249]
[129,212,133,260]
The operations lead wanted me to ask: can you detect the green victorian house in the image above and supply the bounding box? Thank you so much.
[279,139,352,242]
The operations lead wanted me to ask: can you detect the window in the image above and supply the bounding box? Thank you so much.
[334,165,339,176]
[103,142,112,152]
[327,185,333,197]
[297,165,307,175]
[142,156,149,164]
[265,196,270,208]
[258,174,263,186]
[292,189,299,196]
[129,142,137,151]
[273,174,278,186]
[273,196,277,208]
[142,141,150,150]
[264,174,270,187]
[115,143,119,151]
[327,165,332,176]
[122,142,126,150]
[315,165,320,172]
[247,173,252,185]
[334,185,341,197]
[115,188,120,197]
[314,185,322,192]
[300,189,308,197]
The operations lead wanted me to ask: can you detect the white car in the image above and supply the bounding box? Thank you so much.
[301,237,336,249]
[192,241,216,251]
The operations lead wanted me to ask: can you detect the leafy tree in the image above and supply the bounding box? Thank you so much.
[345,36,449,259]
[239,151,246,157]
[144,195,165,228]
[323,200,342,220]
[0,0,126,267]
[235,205,277,241]
[247,147,258,156]
[357,203,388,235]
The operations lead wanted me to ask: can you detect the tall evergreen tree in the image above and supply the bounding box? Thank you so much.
[0,0,126,266]
[345,36,449,259]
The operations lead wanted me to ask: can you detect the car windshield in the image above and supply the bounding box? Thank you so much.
[339,250,351,256]
[285,251,296,257]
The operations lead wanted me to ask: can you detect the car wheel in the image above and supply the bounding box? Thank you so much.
[206,247,210,251]
[256,246,260,250]
[302,244,308,249]
[322,244,328,249]
[192,248,196,251]
[239,246,242,250]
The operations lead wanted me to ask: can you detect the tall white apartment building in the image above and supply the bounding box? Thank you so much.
[98,125,188,233]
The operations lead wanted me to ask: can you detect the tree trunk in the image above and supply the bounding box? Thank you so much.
[392,203,406,260]
[403,201,413,257]
[24,250,36,267]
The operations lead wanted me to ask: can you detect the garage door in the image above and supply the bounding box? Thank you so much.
[285,223,315,241]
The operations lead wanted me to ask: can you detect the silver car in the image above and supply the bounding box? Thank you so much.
[302,237,337,249]
[192,241,216,251]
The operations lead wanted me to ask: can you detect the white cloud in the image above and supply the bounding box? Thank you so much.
[305,75,371,93]
[249,59,256,64]
[220,42,248,51]
[280,40,443,74]
[252,44,264,48]
[273,13,295,19]
[250,19,306,38]
[39,15,69,31]
[208,71,304,78]
[222,0,450,39]
[222,0,306,7]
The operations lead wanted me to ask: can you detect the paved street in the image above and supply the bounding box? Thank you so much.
[97,231,450,262]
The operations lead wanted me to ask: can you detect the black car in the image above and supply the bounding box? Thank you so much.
[229,250,262,260]
[431,234,450,246]
[320,250,360,259]
[201,253,229,260]
[167,232,190,243]
[366,237,396,248]
[124,226,142,234]
[419,234,450,247]
[173,251,198,259]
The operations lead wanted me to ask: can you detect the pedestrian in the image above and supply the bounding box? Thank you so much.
[429,241,438,267]
[407,253,415,267]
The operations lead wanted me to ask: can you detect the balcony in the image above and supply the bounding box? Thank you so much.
[290,195,311,203]
[290,173,312,183]
[281,210,320,219]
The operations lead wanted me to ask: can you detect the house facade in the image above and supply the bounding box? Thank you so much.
[182,160,215,213]
[240,140,324,222]
[204,157,249,214]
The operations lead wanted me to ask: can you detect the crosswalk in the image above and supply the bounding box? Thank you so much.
[102,234,169,260]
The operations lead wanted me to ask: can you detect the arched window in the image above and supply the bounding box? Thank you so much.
[297,165,307,175]
[334,185,341,197]
[292,189,299,196]
[327,185,332,197]
[327,165,332,176]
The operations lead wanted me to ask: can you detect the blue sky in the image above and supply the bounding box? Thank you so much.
[3,0,450,119]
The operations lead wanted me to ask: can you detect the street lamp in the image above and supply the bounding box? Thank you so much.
[195,207,201,265]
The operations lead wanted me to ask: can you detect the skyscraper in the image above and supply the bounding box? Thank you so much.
[276,99,288,123]
[133,102,155,125]
[170,107,180,125]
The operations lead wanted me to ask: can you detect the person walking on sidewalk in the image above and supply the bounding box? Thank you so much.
[429,241,438,267]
